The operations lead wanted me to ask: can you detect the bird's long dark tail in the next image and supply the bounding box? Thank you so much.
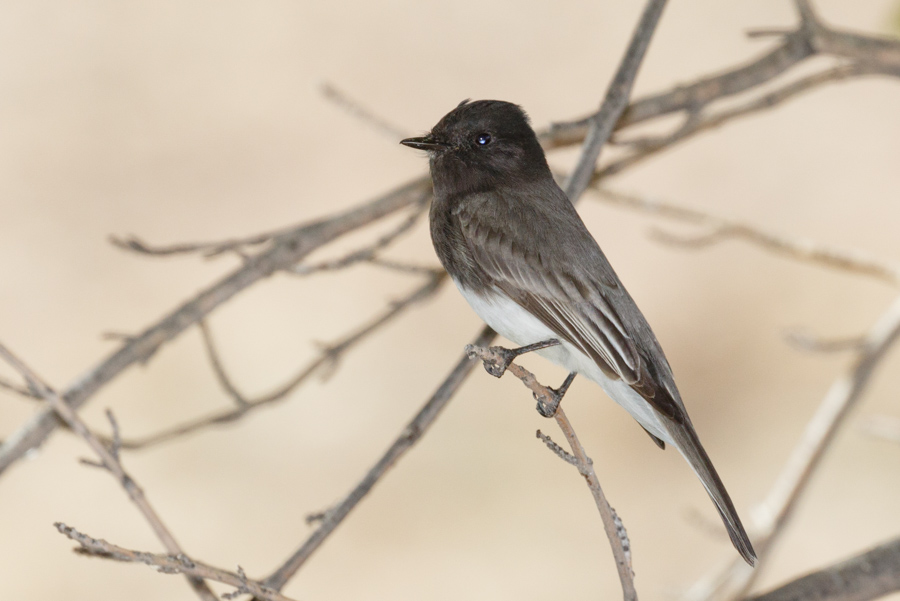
[670,421,757,566]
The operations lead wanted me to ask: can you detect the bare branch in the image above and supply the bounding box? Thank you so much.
[0,178,430,475]
[260,326,496,594]
[198,320,248,407]
[745,535,900,601]
[0,342,217,601]
[686,293,900,601]
[366,257,443,276]
[563,0,668,199]
[544,30,815,149]
[548,4,900,150]
[56,523,294,601]
[536,429,578,466]
[598,63,882,179]
[592,188,900,286]
[114,270,448,450]
[467,344,637,600]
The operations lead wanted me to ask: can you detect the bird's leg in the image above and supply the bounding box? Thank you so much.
[482,339,560,378]
[535,372,577,418]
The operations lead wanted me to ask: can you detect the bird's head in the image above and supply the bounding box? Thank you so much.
[401,100,550,190]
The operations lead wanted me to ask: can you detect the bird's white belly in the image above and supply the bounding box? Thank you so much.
[456,281,672,444]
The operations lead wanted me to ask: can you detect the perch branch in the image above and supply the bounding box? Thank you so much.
[55,523,293,601]
[0,342,217,601]
[466,344,636,601]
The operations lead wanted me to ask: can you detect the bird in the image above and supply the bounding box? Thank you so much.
[400,99,756,566]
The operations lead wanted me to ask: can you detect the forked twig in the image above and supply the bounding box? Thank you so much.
[111,270,447,450]
[56,523,293,601]
[0,342,217,601]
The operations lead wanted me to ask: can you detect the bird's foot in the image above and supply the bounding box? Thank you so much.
[480,339,560,378]
[482,346,517,377]
[535,371,576,417]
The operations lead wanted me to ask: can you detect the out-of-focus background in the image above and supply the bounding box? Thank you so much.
[2,1,900,599]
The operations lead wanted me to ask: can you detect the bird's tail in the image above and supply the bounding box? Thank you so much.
[669,421,757,566]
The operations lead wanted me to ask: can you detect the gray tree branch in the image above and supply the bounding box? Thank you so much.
[745,536,900,601]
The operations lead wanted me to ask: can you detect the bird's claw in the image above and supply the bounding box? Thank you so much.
[535,372,576,418]
[535,390,561,417]
[483,346,516,378]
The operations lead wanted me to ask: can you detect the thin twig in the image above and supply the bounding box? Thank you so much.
[321,82,410,141]
[111,224,292,259]
[592,188,900,286]
[784,329,866,353]
[536,429,578,466]
[199,320,249,406]
[289,201,428,276]
[686,293,900,601]
[110,270,448,450]
[0,342,217,601]
[466,344,637,600]
[366,257,443,276]
[259,326,497,594]
[55,523,294,601]
[0,375,39,399]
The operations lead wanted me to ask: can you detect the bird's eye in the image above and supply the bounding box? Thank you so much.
[475,133,492,146]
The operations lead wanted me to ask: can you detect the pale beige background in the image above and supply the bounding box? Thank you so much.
[2,1,900,600]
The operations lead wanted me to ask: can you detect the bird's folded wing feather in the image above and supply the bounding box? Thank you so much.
[457,190,682,419]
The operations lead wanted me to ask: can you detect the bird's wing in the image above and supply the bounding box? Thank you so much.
[456,189,681,419]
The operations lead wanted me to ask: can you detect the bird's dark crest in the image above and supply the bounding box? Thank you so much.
[430,100,533,142]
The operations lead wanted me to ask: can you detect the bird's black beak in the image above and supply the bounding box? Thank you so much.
[400,135,450,152]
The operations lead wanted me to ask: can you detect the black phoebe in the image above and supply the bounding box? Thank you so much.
[401,99,756,566]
